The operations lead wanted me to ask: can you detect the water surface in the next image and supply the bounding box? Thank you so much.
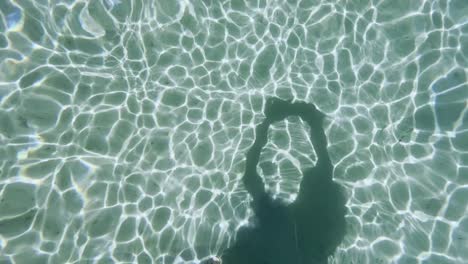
[0,0,467,263]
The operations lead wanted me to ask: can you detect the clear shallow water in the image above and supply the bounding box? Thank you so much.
[0,0,467,263]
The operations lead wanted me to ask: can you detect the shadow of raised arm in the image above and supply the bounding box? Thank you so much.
[243,121,270,201]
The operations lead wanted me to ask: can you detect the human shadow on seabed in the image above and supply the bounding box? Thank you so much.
[219,97,347,264]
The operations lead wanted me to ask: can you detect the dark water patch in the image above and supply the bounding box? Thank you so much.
[217,98,347,264]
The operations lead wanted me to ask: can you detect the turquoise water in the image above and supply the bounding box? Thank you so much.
[0,0,467,263]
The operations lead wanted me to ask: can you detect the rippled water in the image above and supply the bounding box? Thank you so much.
[0,0,467,263]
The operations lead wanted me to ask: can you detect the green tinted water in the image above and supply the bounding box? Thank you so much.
[0,0,467,263]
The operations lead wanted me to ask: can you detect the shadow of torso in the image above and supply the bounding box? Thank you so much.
[223,170,346,264]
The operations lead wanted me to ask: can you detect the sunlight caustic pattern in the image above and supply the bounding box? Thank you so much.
[0,0,467,263]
